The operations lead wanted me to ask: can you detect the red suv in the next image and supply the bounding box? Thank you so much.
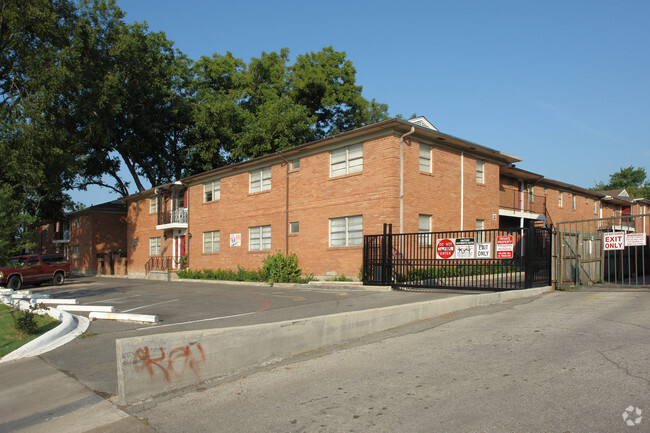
[0,254,71,290]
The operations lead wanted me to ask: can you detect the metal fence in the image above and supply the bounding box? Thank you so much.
[363,223,551,291]
[555,214,649,287]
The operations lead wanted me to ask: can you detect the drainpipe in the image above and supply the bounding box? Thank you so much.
[460,151,464,231]
[399,126,415,234]
[278,155,291,255]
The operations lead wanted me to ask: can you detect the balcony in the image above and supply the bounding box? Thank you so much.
[52,229,70,243]
[500,190,547,216]
[156,207,188,230]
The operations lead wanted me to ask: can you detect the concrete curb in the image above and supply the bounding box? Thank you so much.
[89,312,158,323]
[116,286,551,404]
[1,307,89,363]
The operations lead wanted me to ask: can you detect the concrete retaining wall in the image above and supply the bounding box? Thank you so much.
[116,287,550,405]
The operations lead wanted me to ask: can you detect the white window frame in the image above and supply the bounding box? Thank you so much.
[594,201,598,215]
[203,231,220,253]
[476,159,485,184]
[476,219,485,242]
[418,214,432,245]
[329,215,363,247]
[419,144,432,173]
[149,196,158,214]
[290,159,300,170]
[249,225,271,251]
[572,195,576,210]
[73,245,80,259]
[330,144,363,177]
[558,191,563,208]
[289,221,299,234]
[149,237,161,256]
[250,167,272,193]
[204,179,220,202]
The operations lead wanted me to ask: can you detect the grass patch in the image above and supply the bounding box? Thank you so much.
[0,304,60,358]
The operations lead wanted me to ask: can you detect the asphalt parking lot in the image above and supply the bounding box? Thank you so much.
[28,276,459,398]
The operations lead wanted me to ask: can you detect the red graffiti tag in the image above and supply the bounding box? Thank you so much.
[134,343,206,383]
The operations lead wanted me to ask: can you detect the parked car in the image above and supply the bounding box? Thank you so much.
[0,254,71,290]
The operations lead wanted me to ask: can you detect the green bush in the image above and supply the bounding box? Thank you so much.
[263,251,303,283]
[176,252,313,284]
[12,304,48,335]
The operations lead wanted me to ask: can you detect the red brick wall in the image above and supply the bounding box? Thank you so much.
[125,132,513,278]
[127,197,173,278]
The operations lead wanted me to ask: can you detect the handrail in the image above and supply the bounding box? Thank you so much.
[144,256,176,274]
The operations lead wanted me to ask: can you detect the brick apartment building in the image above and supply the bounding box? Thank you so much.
[33,200,128,275]
[122,117,650,279]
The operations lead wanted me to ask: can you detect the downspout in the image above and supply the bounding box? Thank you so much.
[460,151,464,231]
[278,155,291,255]
[399,126,415,234]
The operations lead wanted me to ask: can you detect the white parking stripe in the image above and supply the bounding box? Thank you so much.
[136,312,256,331]
[94,295,143,304]
[122,299,179,313]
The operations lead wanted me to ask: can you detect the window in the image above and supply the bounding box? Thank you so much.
[290,159,300,170]
[527,186,534,203]
[250,167,271,193]
[594,201,598,215]
[419,144,432,173]
[476,219,485,242]
[329,215,363,247]
[558,192,563,208]
[544,186,548,195]
[149,237,161,255]
[572,195,576,210]
[330,144,363,177]
[73,245,79,259]
[289,221,299,234]
[476,159,485,184]
[74,216,80,228]
[203,231,220,253]
[149,196,158,214]
[418,214,432,245]
[204,179,220,202]
[249,225,271,251]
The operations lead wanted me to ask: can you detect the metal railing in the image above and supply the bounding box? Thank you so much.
[500,190,547,215]
[144,256,177,274]
[158,208,188,225]
[363,223,551,291]
[555,214,650,287]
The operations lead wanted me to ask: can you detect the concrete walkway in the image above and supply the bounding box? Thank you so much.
[0,356,154,433]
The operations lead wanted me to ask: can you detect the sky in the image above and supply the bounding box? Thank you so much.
[70,0,650,206]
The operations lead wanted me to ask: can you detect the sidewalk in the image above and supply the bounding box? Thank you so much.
[0,356,154,433]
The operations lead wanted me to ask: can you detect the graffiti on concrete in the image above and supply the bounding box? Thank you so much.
[133,343,206,383]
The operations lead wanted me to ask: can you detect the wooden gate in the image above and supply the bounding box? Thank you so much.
[555,214,650,287]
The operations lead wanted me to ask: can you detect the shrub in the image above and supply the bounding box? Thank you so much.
[12,304,48,335]
[263,251,303,283]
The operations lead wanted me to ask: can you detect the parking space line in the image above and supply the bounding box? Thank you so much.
[122,299,179,313]
[136,312,256,331]
[94,295,143,304]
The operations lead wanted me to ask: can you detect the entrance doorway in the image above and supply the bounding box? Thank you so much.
[173,232,187,270]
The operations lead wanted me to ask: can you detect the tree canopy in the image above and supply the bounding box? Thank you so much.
[0,0,390,258]
[593,166,650,199]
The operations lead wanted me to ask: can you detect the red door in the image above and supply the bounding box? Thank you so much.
[179,235,186,269]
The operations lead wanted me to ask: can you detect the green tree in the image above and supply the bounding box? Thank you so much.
[593,166,650,199]
[0,0,80,260]
[70,4,193,196]
[187,47,389,173]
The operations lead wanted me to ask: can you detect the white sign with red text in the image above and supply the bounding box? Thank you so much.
[496,236,514,259]
[625,233,646,247]
[604,232,625,250]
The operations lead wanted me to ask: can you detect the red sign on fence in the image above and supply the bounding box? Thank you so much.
[496,236,514,259]
[436,238,455,259]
